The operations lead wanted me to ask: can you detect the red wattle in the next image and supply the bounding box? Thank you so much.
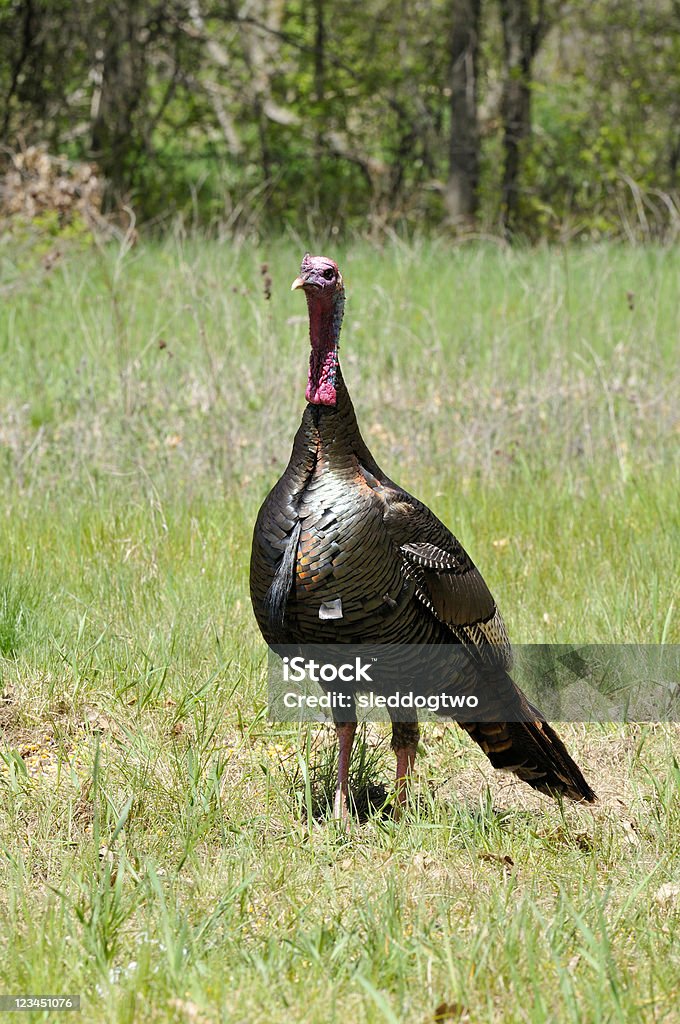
[306,344,338,406]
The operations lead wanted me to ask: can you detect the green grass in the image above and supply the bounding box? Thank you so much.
[0,236,678,1022]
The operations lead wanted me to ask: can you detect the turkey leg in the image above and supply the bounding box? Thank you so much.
[391,720,420,818]
[334,721,357,822]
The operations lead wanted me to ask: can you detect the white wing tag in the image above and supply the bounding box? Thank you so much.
[319,598,343,620]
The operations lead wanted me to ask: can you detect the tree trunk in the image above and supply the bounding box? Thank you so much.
[499,0,548,235]
[313,0,324,104]
[313,0,324,155]
[445,0,481,226]
[1,0,36,142]
[90,1,147,207]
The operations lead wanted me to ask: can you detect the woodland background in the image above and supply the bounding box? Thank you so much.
[1,0,679,240]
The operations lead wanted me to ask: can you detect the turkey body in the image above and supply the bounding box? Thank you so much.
[253,377,441,645]
[251,372,506,656]
[250,254,596,816]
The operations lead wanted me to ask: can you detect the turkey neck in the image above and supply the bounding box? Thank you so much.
[295,288,382,478]
[292,367,383,480]
[305,290,344,406]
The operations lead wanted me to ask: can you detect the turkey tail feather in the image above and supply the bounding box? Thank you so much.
[463,710,597,803]
[264,521,301,639]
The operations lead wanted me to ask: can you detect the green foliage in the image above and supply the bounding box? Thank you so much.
[1,0,677,235]
[512,0,680,239]
[0,211,94,293]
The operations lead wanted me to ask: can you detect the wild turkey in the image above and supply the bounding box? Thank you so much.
[250,253,596,821]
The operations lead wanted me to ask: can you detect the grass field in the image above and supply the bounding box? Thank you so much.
[0,236,678,1023]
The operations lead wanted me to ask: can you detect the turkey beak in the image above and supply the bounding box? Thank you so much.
[291,276,306,292]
